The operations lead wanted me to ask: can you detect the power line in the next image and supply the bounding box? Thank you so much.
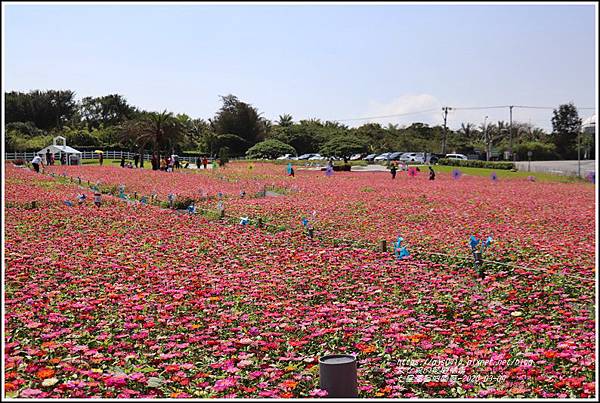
[327,104,595,124]
[451,105,509,111]
[513,105,595,110]
[333,108,439,122]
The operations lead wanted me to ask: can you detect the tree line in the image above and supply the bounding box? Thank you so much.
[4,90,594,161]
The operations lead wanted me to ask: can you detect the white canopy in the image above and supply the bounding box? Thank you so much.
[38,136,82,165]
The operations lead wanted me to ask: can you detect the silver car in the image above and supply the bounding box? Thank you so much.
[374,152,392,162]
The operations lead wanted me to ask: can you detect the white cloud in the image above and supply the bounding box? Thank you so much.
[355,94,443,128]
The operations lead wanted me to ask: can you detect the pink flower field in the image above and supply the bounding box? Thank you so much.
[3,163,596,398]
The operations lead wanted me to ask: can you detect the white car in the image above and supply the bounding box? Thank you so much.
[399,152,425,163]
[277,154,293,160]
[308,154,325,160]
[350,153,363,161]
[445,153,468,160]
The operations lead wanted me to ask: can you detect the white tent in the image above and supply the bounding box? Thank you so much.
[39,136,82,165]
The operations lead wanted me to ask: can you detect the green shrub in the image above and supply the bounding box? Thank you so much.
[245,139,297,159]
[513,141,559,161]
[438,158,515,170]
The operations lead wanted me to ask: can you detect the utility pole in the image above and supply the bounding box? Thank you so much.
[442,107,450,155]
[577,129,581,177]
[509,105,514,161]
[483,116,489,161]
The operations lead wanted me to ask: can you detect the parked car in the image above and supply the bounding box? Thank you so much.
[363,153,378,162]
[308,154,326,160]
[277,154,293,160]
[427,153,444,164]
[374,152,392,162]
[399,152,425,163]
[388,152,404,161]
[349,153,364,161]
[297,153,316,160]
[445,153,468,160]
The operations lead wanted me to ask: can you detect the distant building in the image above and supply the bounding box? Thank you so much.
[582,115,596,160]
[582,114,595,135]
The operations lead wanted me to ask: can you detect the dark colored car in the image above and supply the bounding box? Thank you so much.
[364,153,378,162]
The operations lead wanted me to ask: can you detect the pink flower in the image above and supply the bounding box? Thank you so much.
[309,388,329,397]
[20,388,42,398]
[213,377,237,392]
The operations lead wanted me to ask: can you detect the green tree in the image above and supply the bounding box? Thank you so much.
[5,90,77,130]
[63,126,102,147]
[551,103,582,159]
[80,94,137,129]
[319,135,368,157]
[210,95,268,153]
[215,133,249,156]
[246,139,296,159]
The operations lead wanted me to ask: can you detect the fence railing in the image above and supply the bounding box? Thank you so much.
[514,161,595,178]
[4,151,202,164]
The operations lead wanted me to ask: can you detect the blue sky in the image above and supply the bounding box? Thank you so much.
[3,3,597,130]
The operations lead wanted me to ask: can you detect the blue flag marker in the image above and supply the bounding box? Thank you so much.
[187,204,196,214]
[240,216,249,225]
[481,236,493,253]
[394,237,409,259]
[469,235,479,250]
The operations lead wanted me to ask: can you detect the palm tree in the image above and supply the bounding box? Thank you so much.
[459,123,476,140]
[277,114,293,127]
[121,110,186,157]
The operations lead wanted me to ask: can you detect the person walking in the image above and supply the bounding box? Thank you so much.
[134,154,139,168]
[390,164,397,179]
[99,152,104,166]
[120,156,125,168]
[160,157,167,171]
[60,153,66,165]
[203,157,208,170]
[429,166,436,180]
[45,149,52,165]
[31,154,44,173]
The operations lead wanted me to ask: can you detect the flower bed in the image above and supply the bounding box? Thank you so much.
[4,164,596,398]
